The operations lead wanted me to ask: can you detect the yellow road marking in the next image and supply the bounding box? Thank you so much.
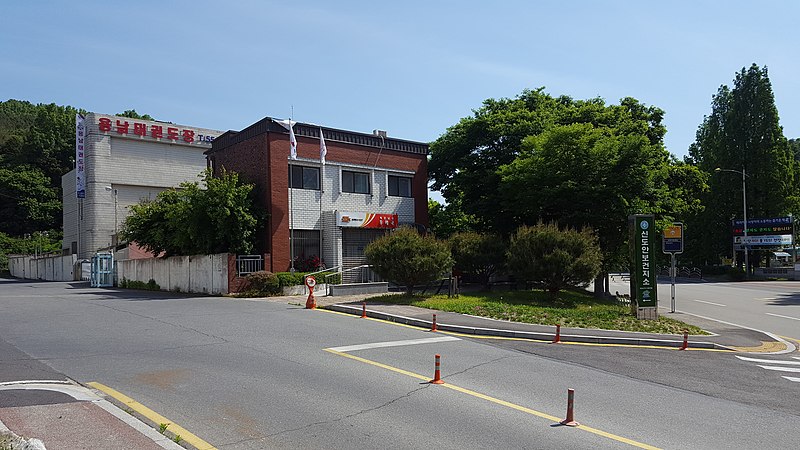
[319,307,731,352]
[87,382,217,450]
[324,349,660,449]
[730,341,789,353]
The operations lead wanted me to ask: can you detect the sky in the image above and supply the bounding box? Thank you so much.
[2,1,799,202]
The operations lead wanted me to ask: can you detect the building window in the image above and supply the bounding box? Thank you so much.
[388,175,412,197]
[342,170,370,194]
[291,229,322,271]
[289,165,320,190]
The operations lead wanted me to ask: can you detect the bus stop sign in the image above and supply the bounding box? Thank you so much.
[663,223,684,254]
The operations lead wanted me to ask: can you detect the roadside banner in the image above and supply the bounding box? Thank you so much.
[75,113,85,198]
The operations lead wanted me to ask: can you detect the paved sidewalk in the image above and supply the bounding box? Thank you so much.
[0,381,184,450]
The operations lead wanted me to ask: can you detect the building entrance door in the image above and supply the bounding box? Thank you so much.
[341,228,386,283]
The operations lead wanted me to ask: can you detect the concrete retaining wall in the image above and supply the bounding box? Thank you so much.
[117,253,229,295]
[9,254,77,281]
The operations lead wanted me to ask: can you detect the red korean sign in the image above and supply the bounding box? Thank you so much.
[97,117,216,144]
[336,211,399,229]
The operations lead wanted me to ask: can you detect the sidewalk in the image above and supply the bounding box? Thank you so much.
[0,381,183,450]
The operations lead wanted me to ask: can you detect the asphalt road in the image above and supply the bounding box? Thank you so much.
[2,278,800,449]
[611,278,800,340]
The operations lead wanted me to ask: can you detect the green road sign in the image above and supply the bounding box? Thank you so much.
[630,214,657,308]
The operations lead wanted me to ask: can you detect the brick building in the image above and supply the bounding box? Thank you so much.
[206,117,429,273]
[62,113,223,259]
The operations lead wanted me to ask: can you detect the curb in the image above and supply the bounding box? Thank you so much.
[325,304,732,350]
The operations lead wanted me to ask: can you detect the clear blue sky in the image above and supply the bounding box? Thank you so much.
[2,1,798,201]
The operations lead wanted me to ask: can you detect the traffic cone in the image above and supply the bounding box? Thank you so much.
[429,354,444,384]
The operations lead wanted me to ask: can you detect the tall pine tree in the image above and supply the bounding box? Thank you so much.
[687,64,794,266]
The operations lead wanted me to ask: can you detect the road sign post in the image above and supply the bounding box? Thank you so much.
[662,223,684,314]
[630,215,658,320]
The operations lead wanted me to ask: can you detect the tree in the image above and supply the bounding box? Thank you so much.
[365,227,453,295]
[117,109,155,121]
[121,170,261,256]
[687,64,794,266]
[449,232,505,289]
[497,119,693,295]
[506,223,601,298]
[0,167,61,235]
[427,196,480,239]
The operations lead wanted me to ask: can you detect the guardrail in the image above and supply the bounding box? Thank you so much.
[236,255,263,276]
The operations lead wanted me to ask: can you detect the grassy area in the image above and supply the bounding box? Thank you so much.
[369,289,708,335]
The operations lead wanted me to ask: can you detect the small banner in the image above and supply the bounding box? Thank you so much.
[336,211,399,229]
[75,113,86,198]
[630,214,657,308]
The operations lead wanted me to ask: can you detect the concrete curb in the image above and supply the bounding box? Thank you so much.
[326,304,732,350]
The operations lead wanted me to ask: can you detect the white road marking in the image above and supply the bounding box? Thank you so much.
[736,355,800,366]
[693,299,726,307]
[782,376,800,382]
[765,312,800,322]
[757,365,800,373]
[755,298,777,301]
[328,336,461,352]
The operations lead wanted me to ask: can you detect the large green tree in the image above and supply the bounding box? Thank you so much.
[686,64,794,266]
[121,170,261,256]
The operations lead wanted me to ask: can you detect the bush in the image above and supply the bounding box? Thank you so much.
[118,277,161,291]
[507,223,601,298]
[726,267,745,281]
[276,271,342,287]
[449,232,506,289]
[246,271,281,295]
[365,226,453,296]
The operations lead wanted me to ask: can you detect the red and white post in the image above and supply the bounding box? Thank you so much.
[429,354,444,384]
[553,324,561,344]
[361,302,367,318]
[431,314,438,332]
[560,388,579,427]
[680,330,688,350]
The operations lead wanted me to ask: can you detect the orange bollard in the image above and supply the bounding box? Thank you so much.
[429,354,445,384]
[361,302,367,318]
[680,330,688,350]
[305,276,317,309]
[552,324,561,343]
[431,314,438,332]
[560,388,579,427]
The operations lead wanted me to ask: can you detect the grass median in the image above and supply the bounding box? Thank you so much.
[368,289,708,335]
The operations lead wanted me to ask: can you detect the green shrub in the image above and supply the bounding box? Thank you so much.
[276,271,342,287]
[727,267,745,281]
[118,277,161,291]
[507,223,601,298]
[246,271,281,295]
[366,226,453,296]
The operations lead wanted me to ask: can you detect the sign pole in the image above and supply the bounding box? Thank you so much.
[670,253,676,313]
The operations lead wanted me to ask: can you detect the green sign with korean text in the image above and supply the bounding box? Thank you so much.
[630,214,657,308]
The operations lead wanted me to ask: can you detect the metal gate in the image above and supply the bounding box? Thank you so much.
[341,229,386,283]
[90,252,114,287]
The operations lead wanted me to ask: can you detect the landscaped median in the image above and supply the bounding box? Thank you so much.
[366,289,708,335]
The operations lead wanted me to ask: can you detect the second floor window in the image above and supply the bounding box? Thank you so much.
[342,170,370,194]
[388,175,412,197]
[290,165,320,190]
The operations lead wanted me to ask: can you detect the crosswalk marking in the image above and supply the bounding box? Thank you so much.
[736,355,800,366]
[757,365,800,373]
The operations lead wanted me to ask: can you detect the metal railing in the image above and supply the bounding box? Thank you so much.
[236,255,264,276]
[323,264,381,295]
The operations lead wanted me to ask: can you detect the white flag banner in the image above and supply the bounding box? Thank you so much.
[288,123,298,160]
[319,128,327,165]
[75,114,86,198]
[275,119,298,160]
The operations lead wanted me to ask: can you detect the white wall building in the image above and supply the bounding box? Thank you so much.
[63,113,222,259]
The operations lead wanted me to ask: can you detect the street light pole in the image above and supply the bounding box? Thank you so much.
[741,167,748,279]
[716,167,749,279]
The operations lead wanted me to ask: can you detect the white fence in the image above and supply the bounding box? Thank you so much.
[117,253,229,295]
[8,254,78,281]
